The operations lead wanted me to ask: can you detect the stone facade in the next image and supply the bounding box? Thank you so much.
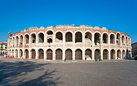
[0,41,7,55]
[7,25,132,60]
[132,42,137,57]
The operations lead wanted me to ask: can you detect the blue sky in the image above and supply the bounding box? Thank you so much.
[0,0,137,43]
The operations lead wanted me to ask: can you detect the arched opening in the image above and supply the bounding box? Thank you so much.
[47,49,53,60]
[94,33,100,45]
[25,34,29,44]
[31,34,36,43]
[95,49,100,59]
[16,36,19,46]
[65,49,72,60]
[47,38,52,43]
[111,49,115,59]
[122,36,124,45]
[110,34,115,44]
[75,49,82,60]
[103,33,108,43]
[103,49,108,60]
[85,49,92,60]
[31,49,36,59]
[117,50,121,59]
[25,49,29,59]
[116,33,120,45]
[15,49,18,58]
[126,49,129,59]
[85,32,92,41]
[47,30,53,35]
[20,35,23,46]
[20,49,23,57]
[39,49,44,59]
[38,33,44,43]
[56,32,63,42]
[75,32,82,43]
[56,49,62,60]
[122,50,125,59]
[65,32,72,42]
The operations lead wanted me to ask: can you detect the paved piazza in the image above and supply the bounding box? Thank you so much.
[0,57,137,86]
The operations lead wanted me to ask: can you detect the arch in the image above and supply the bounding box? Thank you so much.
[85,49,92,59]
[47,49,53,60]
[15,49,18,58]
[85,32,92,41]
[122,35,125,44]
[25,34,29,44]
[47,30,53,35]
[110,34,115,44]
[16,36,19,46]
[103,33,108,43]
[75,49,82,60]
[95,49,100,59]
[122,50,126,59]
[75,32,82,43]
[56,32,63,42]
[38,33,44,43]
[25,49,29,59]
[65,32,73,42]
[31,33,36,43]
[116,33,120,45]
[38,49,44,59]
[65,49,72,60]
[31,49,36,59]
[19,49,23,57]
[94,33,101,45]
[103,49,108,60]
[56,49,62,60]
[117,50,121,59]
[110,49,115,59]
[20,35,23,46]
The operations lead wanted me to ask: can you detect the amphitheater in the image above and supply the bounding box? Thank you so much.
[7,25,132,60]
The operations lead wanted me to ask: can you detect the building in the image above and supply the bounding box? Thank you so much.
[0,41,7,55]
[7,25,132,60]
[132,42,137,57]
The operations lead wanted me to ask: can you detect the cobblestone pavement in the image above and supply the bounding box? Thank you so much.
[0,57,137,86]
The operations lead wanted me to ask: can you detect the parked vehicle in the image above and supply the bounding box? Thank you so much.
[135,56,137,60]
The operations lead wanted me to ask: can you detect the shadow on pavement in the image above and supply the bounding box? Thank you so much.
[0,61,62,86]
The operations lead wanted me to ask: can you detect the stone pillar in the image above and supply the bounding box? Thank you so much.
[23,49,25,59]
[100,34,103,60]
[53,50,55,60]
[73,33,75,47]
[18,50,20,58]
[115,50,117,59]
[29,50,31,59]
[44,49,47,60]
[82,49,85,60]
[14,50,16,58]
[44,33,47,44]
[82,33,85,46]
[36,34,38,45]
[23,35,25,47]
[108,35,110,44]
[36,50,38,59]
[73,50,75,60]
[29,35,31,47]
[92,34,94,46]
[53,33,55,46]
[92,49,95,60]
[121,50,122,59]
[108,50,111,60]
[63,50,65,60]
[63,33,65,47]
